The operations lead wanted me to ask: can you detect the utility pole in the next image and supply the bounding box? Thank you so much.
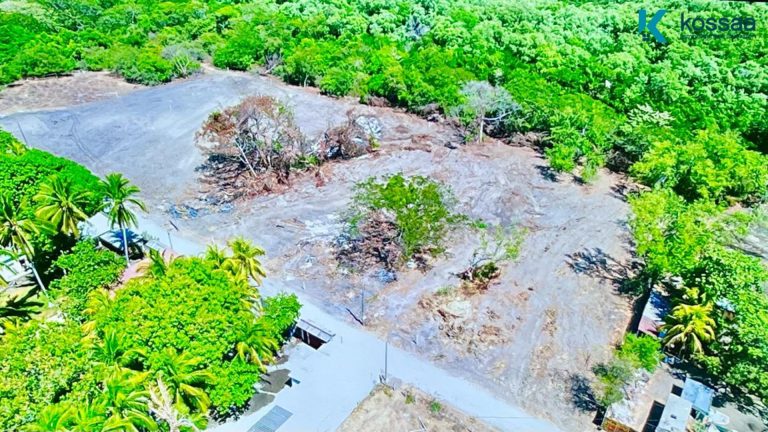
[384,338,389,384]
[360,288,365,326]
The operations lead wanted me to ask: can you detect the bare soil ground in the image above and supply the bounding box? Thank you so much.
[0,71,142,116]
[337,385,499,432]
[0,68,633,430]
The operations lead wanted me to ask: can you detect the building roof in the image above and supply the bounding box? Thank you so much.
[638,288,671,337]
[682,378,714,414]
[657,394,692,432]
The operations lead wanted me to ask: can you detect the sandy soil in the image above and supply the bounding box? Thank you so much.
[0,71,142,116]
[0,68,633,430]
[338,385,499,432]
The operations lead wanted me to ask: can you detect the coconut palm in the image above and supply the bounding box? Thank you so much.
[204,243,227,268]
[148,377,202,432]
[0,193,50,291]
[23,403,73,432]
[100,368,157,432]
[223,237,266,285]
[68,400,107,432]
[1,291,42,329]
[100,173,146,264]
[154,348,213,413]
[34,176,92,238]
[235,320,279,370]
[137,248,173,278]
[662,303,716,358]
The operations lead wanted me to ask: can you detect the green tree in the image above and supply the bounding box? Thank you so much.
[99,368,157,432]
[223,237,266,285]
[662,303,716,358]
[100,173,146,264]
[0,193,49,291]
[34,176,93,237]
[152,349,213,413]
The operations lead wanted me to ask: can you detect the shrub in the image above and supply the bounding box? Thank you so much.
[350,174,461,259]
[49,241,125,320]
[631,130,768,203]
[617,334,662,372]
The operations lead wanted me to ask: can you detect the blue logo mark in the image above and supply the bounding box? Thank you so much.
[639,9,667,43]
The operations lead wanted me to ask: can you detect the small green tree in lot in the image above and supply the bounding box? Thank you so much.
[617,334,662,372]
[593,359,634,408]
[350,174,461,260]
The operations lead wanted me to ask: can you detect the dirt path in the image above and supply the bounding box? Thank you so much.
[0,71,142,116]
[0,68,633,430]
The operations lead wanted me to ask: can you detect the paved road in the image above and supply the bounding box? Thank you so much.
[210,283,562,432]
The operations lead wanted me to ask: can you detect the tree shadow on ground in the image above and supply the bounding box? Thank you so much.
[566,247,644,295]
[535,164,559,182]
[570,373,598,413]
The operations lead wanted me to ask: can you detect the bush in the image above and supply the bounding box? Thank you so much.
[617,334,662,372]
[49,241,125,320]
[593,359,634,407]
[631,130,768,203]
[350,174,461,259]
[112,45,174,85]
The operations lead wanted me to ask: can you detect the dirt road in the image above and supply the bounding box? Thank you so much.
[0,68,633,430]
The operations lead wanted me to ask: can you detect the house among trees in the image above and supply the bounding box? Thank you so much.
[638,287,671,339]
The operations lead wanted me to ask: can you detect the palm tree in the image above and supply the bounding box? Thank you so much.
[223,237,266,285]
[204,243,227,268]
[34,176,92,238]
[148,378,202,432]
[23,403,73,432]
[235,320,278,371]
[100,173,146,264]
[100,368,157,432]
[1,291,42,329]
[68,400,107,432]
[154,348,213,413]
[137,248,172,278]
[0,193,50,291]
[662,303,716,358]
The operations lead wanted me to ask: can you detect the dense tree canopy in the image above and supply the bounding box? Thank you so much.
[2,0,766,180]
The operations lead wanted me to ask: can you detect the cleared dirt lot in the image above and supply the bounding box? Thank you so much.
[0,69,632,430]
[338,385,499,432]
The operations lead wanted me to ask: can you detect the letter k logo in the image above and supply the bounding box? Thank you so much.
[639,9,667,43]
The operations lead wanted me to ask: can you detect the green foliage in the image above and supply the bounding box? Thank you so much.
[351,174,460,259]
[3,0,767,182]
[593,358,634,407]
[258,293,301,344]
[0,138,102,213]
[429,400,442,413]
[617,334,662,372]
[92,257,273,413]
[631,130,768,203]
[0,320,94,432]
[49,241,125,320]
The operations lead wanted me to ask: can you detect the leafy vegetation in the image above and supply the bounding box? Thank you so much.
[349,174,461,261]
[2,0,766,180]
[0,130,300,429]
[594,334,662,407]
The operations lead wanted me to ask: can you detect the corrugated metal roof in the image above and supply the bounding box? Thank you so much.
[248,406,292,432]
